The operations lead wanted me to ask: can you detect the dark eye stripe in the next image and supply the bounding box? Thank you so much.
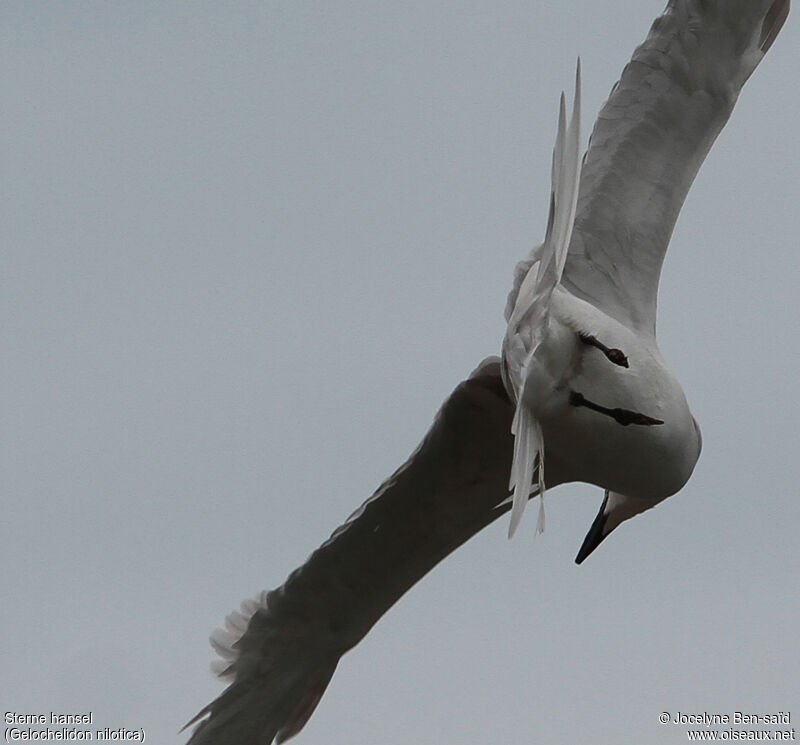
[577,332,629,368]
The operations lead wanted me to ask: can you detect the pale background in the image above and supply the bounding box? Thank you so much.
[3,2,798,743]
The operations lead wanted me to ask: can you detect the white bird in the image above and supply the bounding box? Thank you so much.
[185,1,789,742]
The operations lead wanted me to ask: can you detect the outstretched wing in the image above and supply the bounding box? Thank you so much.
[184,358,514,745]
[562,0,789,337]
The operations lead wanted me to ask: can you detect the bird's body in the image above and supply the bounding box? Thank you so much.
[185,1,789,742]
[517,287,701,499]
[499,58,702,542]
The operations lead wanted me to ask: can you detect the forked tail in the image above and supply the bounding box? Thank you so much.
[505,61,582,538]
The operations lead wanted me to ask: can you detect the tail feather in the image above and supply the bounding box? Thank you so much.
[549,60,582,283]
[508,403,542,538]
[504,61,582,536]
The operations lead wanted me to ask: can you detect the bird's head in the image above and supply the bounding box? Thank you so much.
[575,415,702,564]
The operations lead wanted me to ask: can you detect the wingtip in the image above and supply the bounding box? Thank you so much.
[760,0,790,54]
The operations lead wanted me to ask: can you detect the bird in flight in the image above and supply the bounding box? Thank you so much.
[185,1,789,742]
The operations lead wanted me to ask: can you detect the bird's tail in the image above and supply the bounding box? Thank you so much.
[507,402,544,537]
[505,62,582,537]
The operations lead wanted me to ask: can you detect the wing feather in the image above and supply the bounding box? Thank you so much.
[185,358,514,745]
[562,0,789,336]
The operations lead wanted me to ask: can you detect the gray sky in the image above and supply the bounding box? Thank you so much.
[3,2,798,743]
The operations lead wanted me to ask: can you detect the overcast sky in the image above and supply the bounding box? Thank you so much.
[3,2,798,744]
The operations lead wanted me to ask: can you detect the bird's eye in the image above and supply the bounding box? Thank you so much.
[607,349,629,368]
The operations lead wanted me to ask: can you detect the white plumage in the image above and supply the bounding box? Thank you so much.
[185,2,789,743]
